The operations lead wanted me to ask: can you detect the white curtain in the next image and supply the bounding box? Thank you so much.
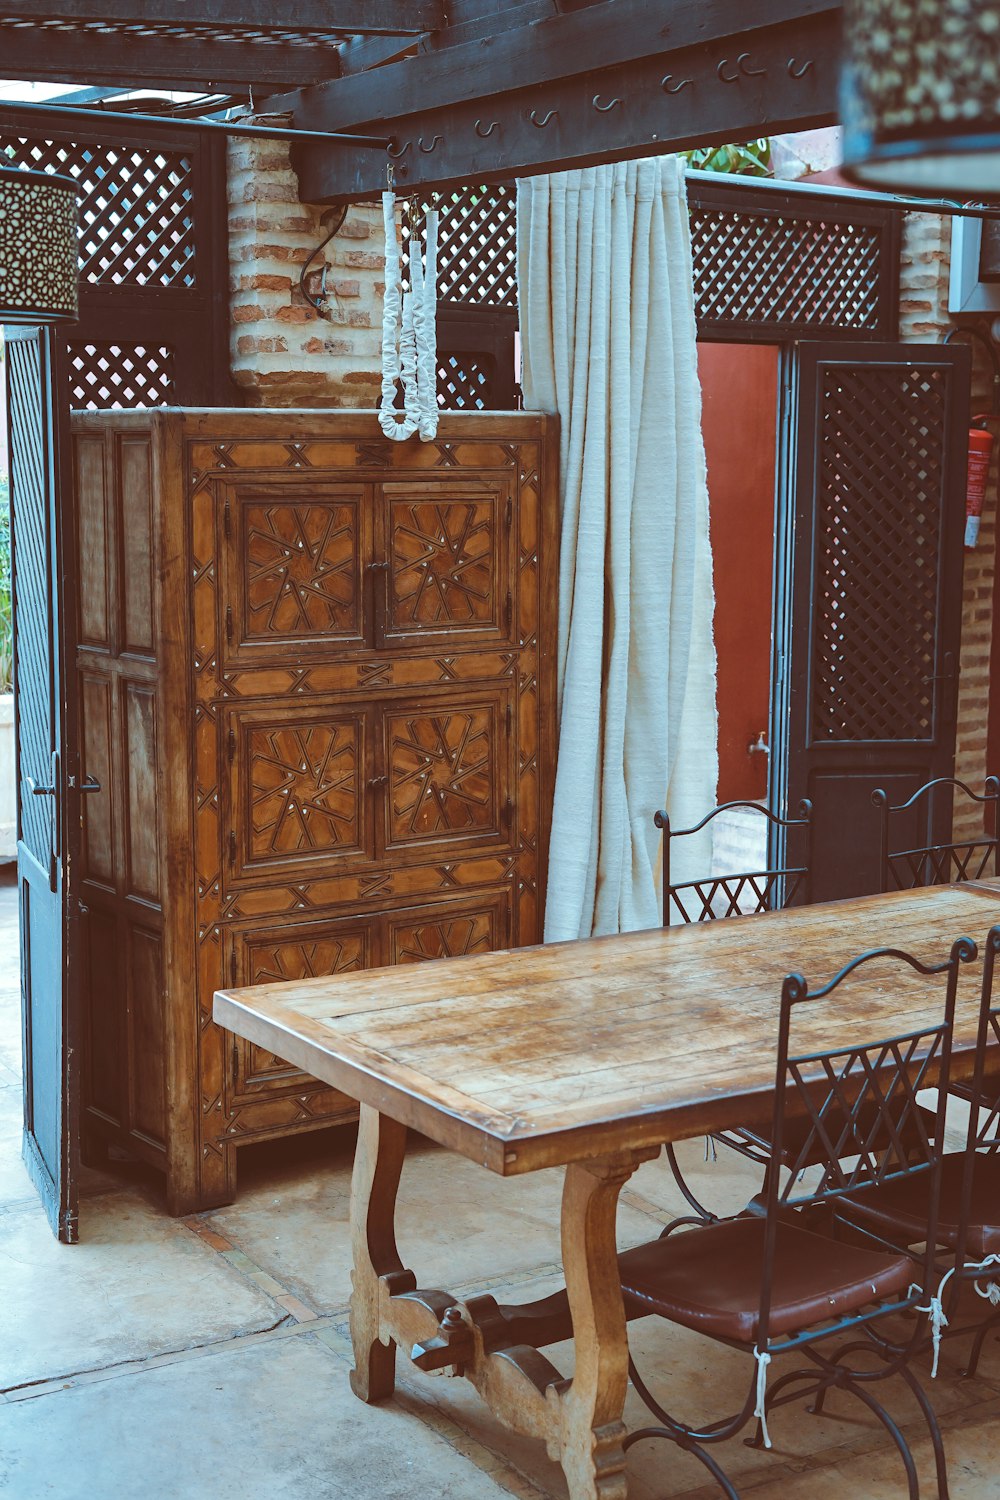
[517,157,718,941]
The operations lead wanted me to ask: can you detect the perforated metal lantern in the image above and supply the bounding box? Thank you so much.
[0,165,78,324]
[841,0,1000,197]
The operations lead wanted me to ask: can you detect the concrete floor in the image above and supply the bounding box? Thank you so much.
[2,881,1000,1497]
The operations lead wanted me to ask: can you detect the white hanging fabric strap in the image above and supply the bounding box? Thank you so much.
[968,1252,1000,1306]
[379,190,439,443]
[753,1348,772,1449]
[910,1277,950,1379]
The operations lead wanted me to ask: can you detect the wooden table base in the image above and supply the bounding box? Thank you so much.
[349,1104,659,1500]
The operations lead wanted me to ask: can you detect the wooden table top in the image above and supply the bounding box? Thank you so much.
[214,881,1000,1176]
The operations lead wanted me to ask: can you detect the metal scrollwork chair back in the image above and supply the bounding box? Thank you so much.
[874,775,1000,893]
[654,798,813,927]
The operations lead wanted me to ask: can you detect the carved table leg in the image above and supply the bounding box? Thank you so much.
[553,1149,659,1500]
[349,1105,411,1404]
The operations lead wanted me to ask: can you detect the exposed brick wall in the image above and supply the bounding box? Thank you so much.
[899,211,999,841]
[227,134,385,407]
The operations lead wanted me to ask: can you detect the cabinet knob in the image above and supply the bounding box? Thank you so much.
[367,775,388,789]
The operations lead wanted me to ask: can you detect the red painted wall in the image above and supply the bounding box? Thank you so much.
[699,342,779,803]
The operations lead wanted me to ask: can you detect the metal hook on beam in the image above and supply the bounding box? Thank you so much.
[661,75,692,94]
[529,108,559,128]
[387,138,411,159]
[787,57,815,79]
[717,58,740,83]
[592,94,622,112]
[418,134,443,154]
[474,119,499,138]
[739,53,767,77]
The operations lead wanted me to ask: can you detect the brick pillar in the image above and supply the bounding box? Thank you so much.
[227,134,385,407]
[899,211,999,838]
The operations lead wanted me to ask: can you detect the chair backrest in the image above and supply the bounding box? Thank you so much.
[758,935,978,1351]
[654,799,812,926]
[873,776,1000,893]
[955,924,1000,1271]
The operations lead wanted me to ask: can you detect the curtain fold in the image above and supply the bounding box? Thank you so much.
[517,158,718,941]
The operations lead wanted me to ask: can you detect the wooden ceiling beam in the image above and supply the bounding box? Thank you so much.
[0,1,440,33]
[293,6,841,203]
[290,0,839,132]
[0,29,345,88]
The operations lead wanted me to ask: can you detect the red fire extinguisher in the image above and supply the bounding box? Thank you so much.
[945,326,1000,550]
[966,416,995,549]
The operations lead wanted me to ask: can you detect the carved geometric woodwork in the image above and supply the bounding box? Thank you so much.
[242,494,363,646]
[73,410,556,1215]
[385,700,502,849]
[384,488,506,643]
[236,707,367,875]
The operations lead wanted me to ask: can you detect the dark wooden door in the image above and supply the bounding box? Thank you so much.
[5,327,81,1241]
[772,341,971,903]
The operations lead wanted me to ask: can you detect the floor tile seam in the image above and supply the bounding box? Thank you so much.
[307,1329,552,1500]
[179,1213,329,1325]
[0,1310,341,1404]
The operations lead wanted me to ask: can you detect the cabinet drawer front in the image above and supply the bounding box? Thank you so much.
[377,479,515,650]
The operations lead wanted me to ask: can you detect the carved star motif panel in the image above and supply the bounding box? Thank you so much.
[381,484,510,646]
[244,498,362,641]
[385,700,502,849]
[389,896,506,964]
[239,711,367,872]
[232,918,372,1098]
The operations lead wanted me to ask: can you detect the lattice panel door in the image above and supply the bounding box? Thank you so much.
[780,342,970,904]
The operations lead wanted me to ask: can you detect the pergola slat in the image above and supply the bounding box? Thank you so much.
[0,1,438,33]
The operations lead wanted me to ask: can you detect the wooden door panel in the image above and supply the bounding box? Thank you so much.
[378,479,514,649]
[226,702,373,886]
[221,482,371,666]
[228,914,373,1101]
[776,343,971,902]
[385,890,511,964]
[380,689,513,860]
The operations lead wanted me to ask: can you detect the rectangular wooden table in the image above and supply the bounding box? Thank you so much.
[215,881,1000,1500]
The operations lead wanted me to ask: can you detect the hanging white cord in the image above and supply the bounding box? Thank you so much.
[909,1278,950,1378]
[379,189,439,442]
[972,1253,1000,1304]
[753,1348,772,1449]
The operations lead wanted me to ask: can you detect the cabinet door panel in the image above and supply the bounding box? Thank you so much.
[380,688,513,860]
[221,482,371,666]
[229,914,373,1101]
[378,479,514,649]
[226,702,373,886]
[386,891,511,964]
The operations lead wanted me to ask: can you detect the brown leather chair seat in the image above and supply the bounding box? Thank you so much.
[843,1151,1000,1259]
[618,1218,915,1344]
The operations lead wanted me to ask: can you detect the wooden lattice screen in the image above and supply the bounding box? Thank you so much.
[406,176,900,411]
[0,112,230,408]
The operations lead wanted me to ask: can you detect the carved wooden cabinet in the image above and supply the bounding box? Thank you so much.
[72,411,557,1213]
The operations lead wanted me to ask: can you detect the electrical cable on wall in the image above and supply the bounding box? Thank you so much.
[379,173,439,442]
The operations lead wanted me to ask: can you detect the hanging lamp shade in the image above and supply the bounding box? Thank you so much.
[0,165,79,325]
[841,0,1000,198]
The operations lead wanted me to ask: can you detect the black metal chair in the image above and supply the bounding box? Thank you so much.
[654,797,867,1223]
[874,776,1000,893]
[874,775,1000,1113]
[656,799,813,926]
[619,937,977,1500]
[838,924,1000,1382]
